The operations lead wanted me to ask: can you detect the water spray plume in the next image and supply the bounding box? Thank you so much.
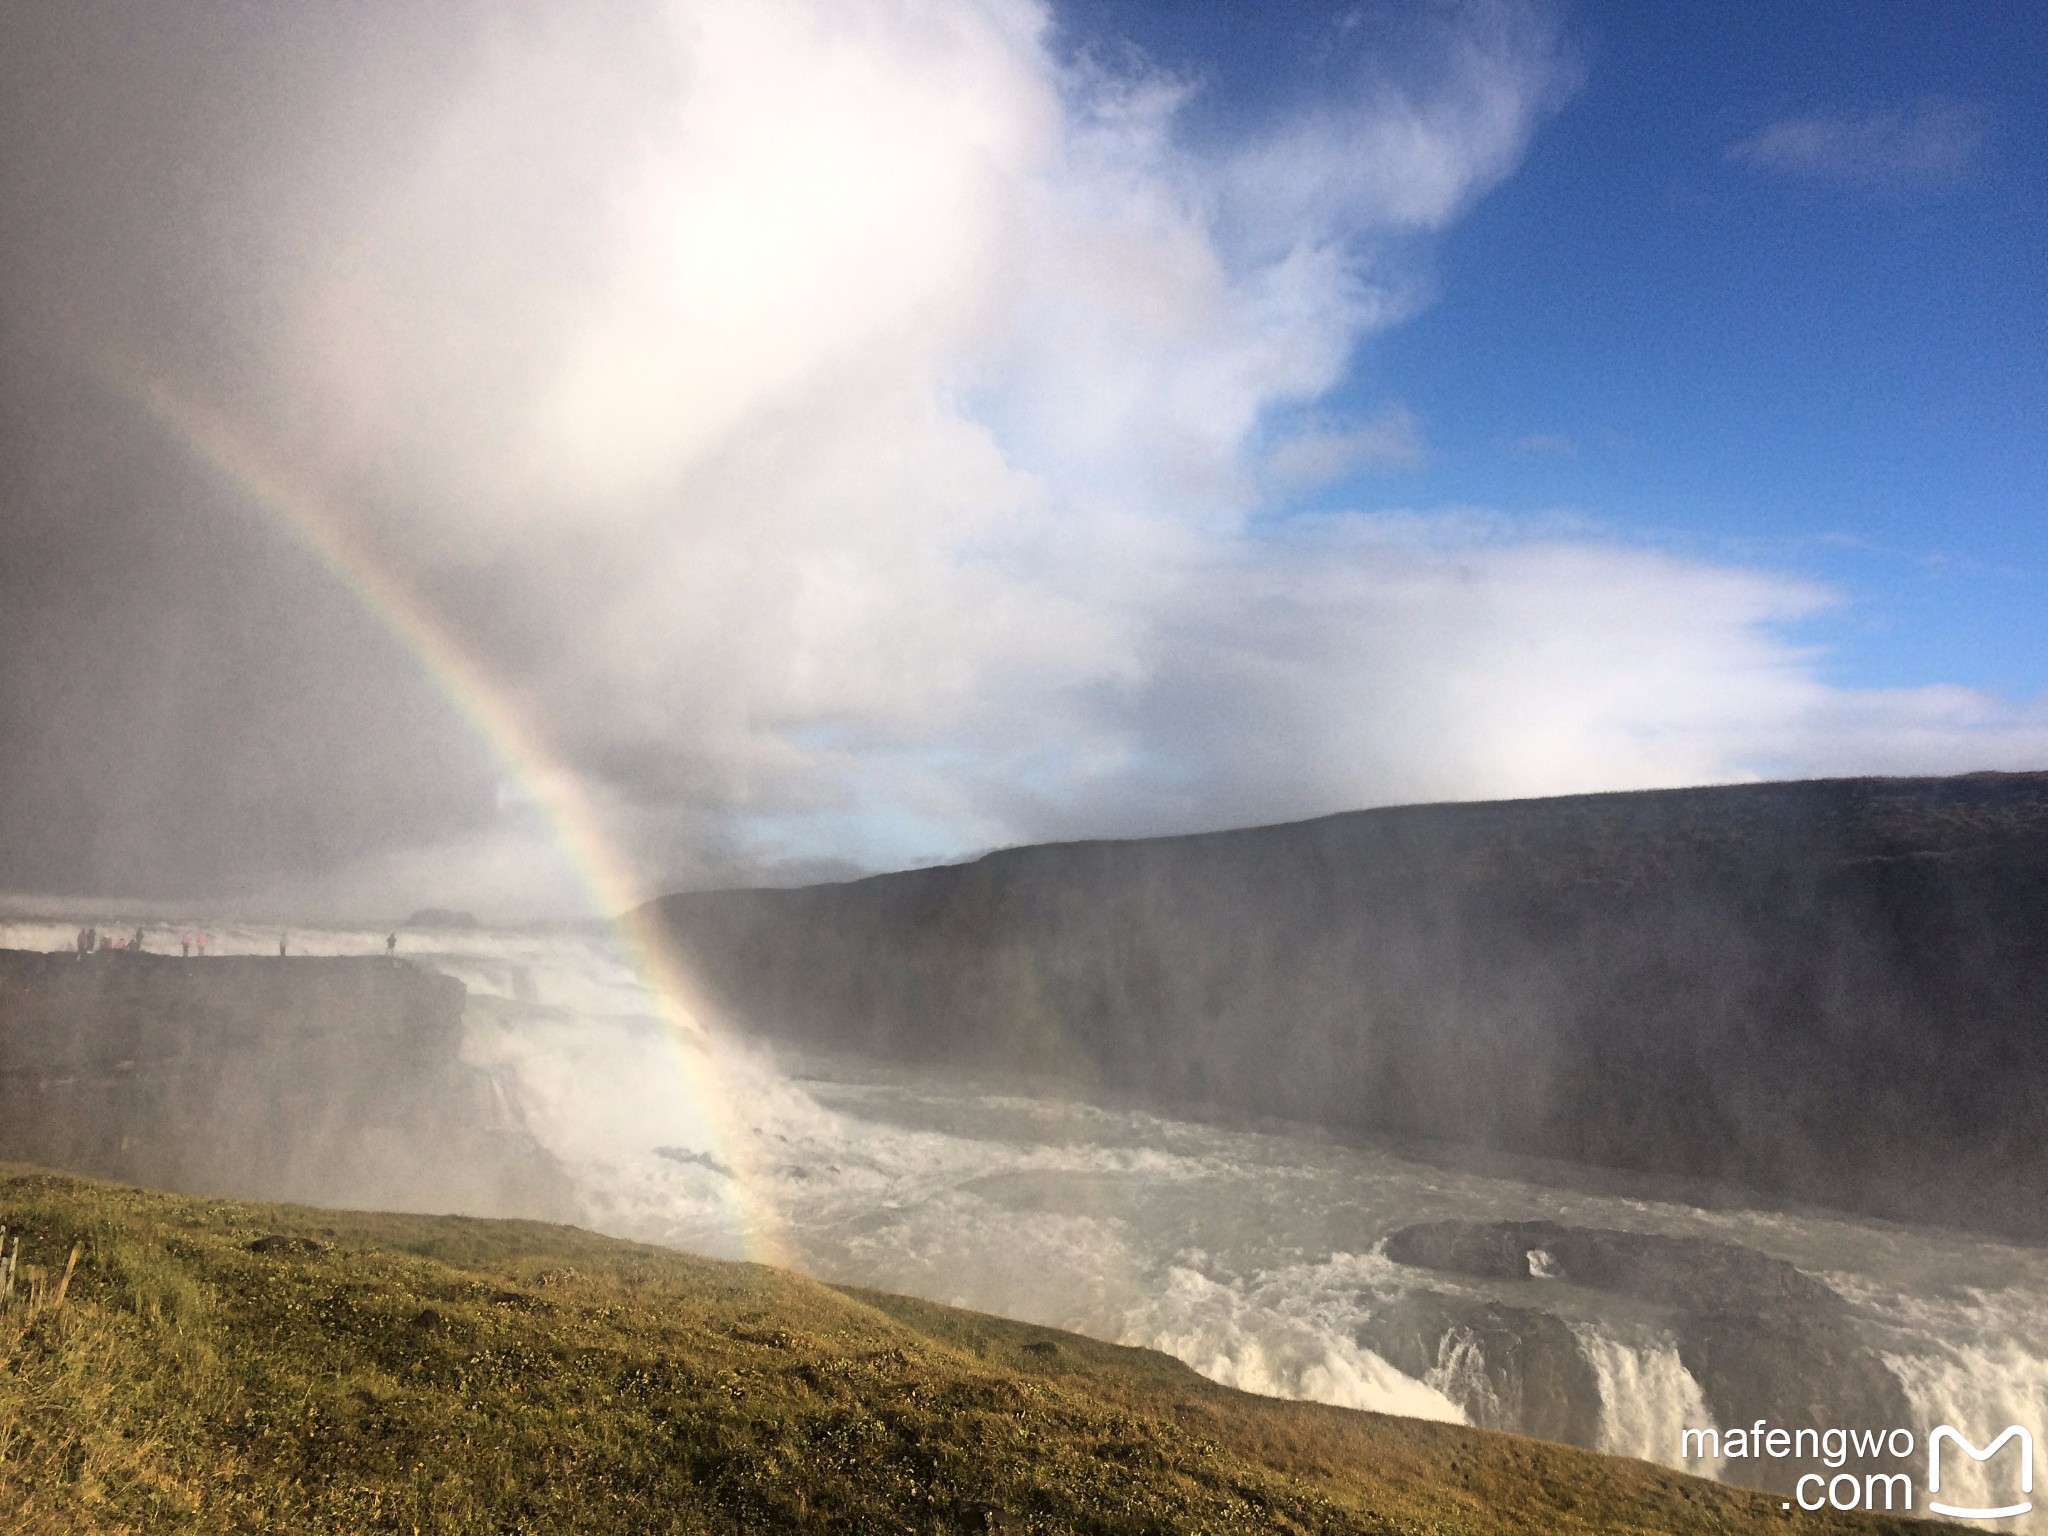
[100,356,790,1266]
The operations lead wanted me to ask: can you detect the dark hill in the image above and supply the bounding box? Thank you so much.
[646,772,2048,1238]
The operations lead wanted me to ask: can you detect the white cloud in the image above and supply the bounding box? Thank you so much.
[776,514,2048,858]
[110,0,2043,906]
[241,0,1590,893]
[1267,405,1427,488]
[1729,101,1983,189]
[1220,0,1580,249]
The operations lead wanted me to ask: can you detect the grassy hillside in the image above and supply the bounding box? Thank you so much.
[0,1168,1933,1535]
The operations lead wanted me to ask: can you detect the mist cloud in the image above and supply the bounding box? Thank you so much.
[2,0,2042,915]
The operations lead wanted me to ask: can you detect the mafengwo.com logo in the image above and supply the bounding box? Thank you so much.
[1678,1421,2035,1519]
[1930,1426,2036,1522]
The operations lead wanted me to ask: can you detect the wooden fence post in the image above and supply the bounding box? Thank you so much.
[52,1244,80,1311]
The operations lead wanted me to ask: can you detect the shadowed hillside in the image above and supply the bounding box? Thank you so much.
[648,772,2048,1238]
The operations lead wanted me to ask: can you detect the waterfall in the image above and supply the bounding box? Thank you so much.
[1574,1327,1719,1474]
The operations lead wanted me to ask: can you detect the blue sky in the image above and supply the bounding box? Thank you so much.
[1065,0,2048,698]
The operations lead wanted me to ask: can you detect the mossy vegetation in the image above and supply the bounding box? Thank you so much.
[0,1167,1930,1533]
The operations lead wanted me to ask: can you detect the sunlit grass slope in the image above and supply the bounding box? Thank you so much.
[0,1168,1930,1534]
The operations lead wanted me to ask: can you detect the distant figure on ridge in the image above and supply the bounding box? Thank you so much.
[278,933,288,957]
[386,932,397,957]
[133,927,145,953]
[196,932,208,957]
[74,927,87,958]
[180,931,192,958]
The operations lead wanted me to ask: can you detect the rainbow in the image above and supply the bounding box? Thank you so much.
[118,367,788,1266]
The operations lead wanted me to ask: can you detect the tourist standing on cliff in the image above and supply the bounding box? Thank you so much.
[196,932,208,956]
[133,927,145,952]
[278,932,288,957]
[181,931,191,958]
[386,932,397,957]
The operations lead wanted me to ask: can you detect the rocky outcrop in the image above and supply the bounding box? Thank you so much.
[1382,1220,1911,1491]
[649,771,2048,1238]
[1356,1292,1604,1448]
[0,950,575,1220]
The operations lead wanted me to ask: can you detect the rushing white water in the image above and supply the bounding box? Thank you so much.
[9,915,2046,1521]
[1576,1328,1721,1472]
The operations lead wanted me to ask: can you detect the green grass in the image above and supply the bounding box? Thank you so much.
[0,1166,1933,1534]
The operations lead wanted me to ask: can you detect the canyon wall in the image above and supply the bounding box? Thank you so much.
[650,772,2048,1238]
